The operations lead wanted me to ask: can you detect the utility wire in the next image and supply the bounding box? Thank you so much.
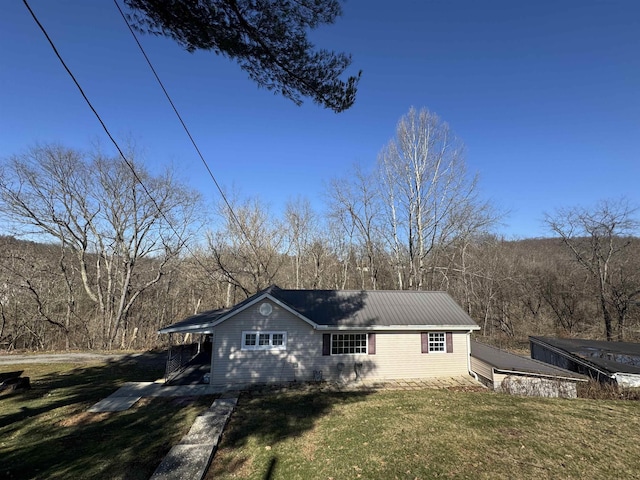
[22,0,213,279]
[113,0,270,278]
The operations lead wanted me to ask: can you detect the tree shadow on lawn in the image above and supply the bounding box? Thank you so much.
[0,351,212,480]
[209,387,373,478]
[0,351,166,428]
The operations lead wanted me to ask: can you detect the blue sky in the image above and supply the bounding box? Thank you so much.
[1,0,639,239]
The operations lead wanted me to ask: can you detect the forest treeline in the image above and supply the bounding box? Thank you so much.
[1,108,639,351]
[1,232,639,351]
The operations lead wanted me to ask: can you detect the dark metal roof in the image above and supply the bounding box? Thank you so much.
[158,308,229,334]
[471,340,586,380]
[530,336,640,375]
[159,285,479,333]
[271,288,479,328]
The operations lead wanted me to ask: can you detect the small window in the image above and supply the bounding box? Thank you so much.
[242,331,287,351]
[428,332,446,352]
[244,333,257,347]
[331,333,367,355]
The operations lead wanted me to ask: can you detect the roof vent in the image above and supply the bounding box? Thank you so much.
[259,302,272,316]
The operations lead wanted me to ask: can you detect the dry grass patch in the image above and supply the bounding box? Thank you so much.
[57,411,109,428]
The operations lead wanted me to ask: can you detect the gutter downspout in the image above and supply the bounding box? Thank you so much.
[467,331,479,381]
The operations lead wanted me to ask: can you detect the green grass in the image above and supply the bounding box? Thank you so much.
[0,360,216,480]
[207,387,640,480]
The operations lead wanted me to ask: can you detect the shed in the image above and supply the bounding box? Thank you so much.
[530,336,640,387]
[470,340,586,397]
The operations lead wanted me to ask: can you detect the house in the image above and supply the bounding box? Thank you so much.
[159,285,480,387]
[470,340,586,398]
[530,336,640,387]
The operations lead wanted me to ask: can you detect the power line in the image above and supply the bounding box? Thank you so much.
[113,0,271,278]
[22,0,214,281]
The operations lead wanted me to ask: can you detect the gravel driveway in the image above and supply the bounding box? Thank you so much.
[0,350,166,367]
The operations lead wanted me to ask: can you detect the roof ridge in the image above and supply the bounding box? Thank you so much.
[275,288,449,294]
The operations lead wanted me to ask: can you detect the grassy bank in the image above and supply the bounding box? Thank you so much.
[0,359,215,479]
[208,387,640,480]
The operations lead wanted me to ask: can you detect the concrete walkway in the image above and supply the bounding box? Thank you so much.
[88,375,482,412]
[150,394,238,480]
[249,375,484,394]
[88,381,225,412]
[367,375,483,390]
[88,382,238,480]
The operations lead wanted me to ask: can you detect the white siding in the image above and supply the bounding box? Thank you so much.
[210,300,313,385]
[470,356,496,387]
[210,299,472,386]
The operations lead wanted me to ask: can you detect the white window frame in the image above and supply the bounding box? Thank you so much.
[331,333,368,355]
[241,331,287,351]
[428,332,446,353]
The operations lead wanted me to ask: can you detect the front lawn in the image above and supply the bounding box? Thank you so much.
[207,386,640,479]
[0,359,216,480]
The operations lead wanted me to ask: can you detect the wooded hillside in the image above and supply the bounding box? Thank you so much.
[1,126,638,351]
[2,233,639,351]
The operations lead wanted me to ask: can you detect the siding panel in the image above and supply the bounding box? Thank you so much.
[470,356,494,386]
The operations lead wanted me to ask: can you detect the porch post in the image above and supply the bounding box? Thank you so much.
[164,333,173,383]
[209,333,214,385]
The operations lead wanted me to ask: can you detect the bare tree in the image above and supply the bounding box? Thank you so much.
[327,164,383,289]
[0,144,201,349]
[284,197,318,289]
[207,195,287,302]
[378,107,493,290]
[545,198,640,341]
[379,144,408,289]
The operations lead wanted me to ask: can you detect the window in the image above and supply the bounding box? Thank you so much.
[421,332,453,353]
[242,331,287,350]
[245,333,257,347]
[428,332,446,352]
[331,333,367,355]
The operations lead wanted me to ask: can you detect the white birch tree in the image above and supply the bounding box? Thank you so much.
[378,107,491,290]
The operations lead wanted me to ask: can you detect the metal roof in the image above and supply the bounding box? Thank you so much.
[530,336,640,375]
[158,285,479,333]
[158,308,229,334]
[471,340,586,380]
[271,288,479,328]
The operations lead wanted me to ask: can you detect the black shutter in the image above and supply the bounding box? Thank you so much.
[322,333,331,356]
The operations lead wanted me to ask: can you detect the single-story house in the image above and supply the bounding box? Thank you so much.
[159,285,480,387]
[530,336,640,388]
[470,340,586,398]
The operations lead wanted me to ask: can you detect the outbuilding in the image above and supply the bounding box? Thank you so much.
[530,336,640,387]
[470,340,586,397]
